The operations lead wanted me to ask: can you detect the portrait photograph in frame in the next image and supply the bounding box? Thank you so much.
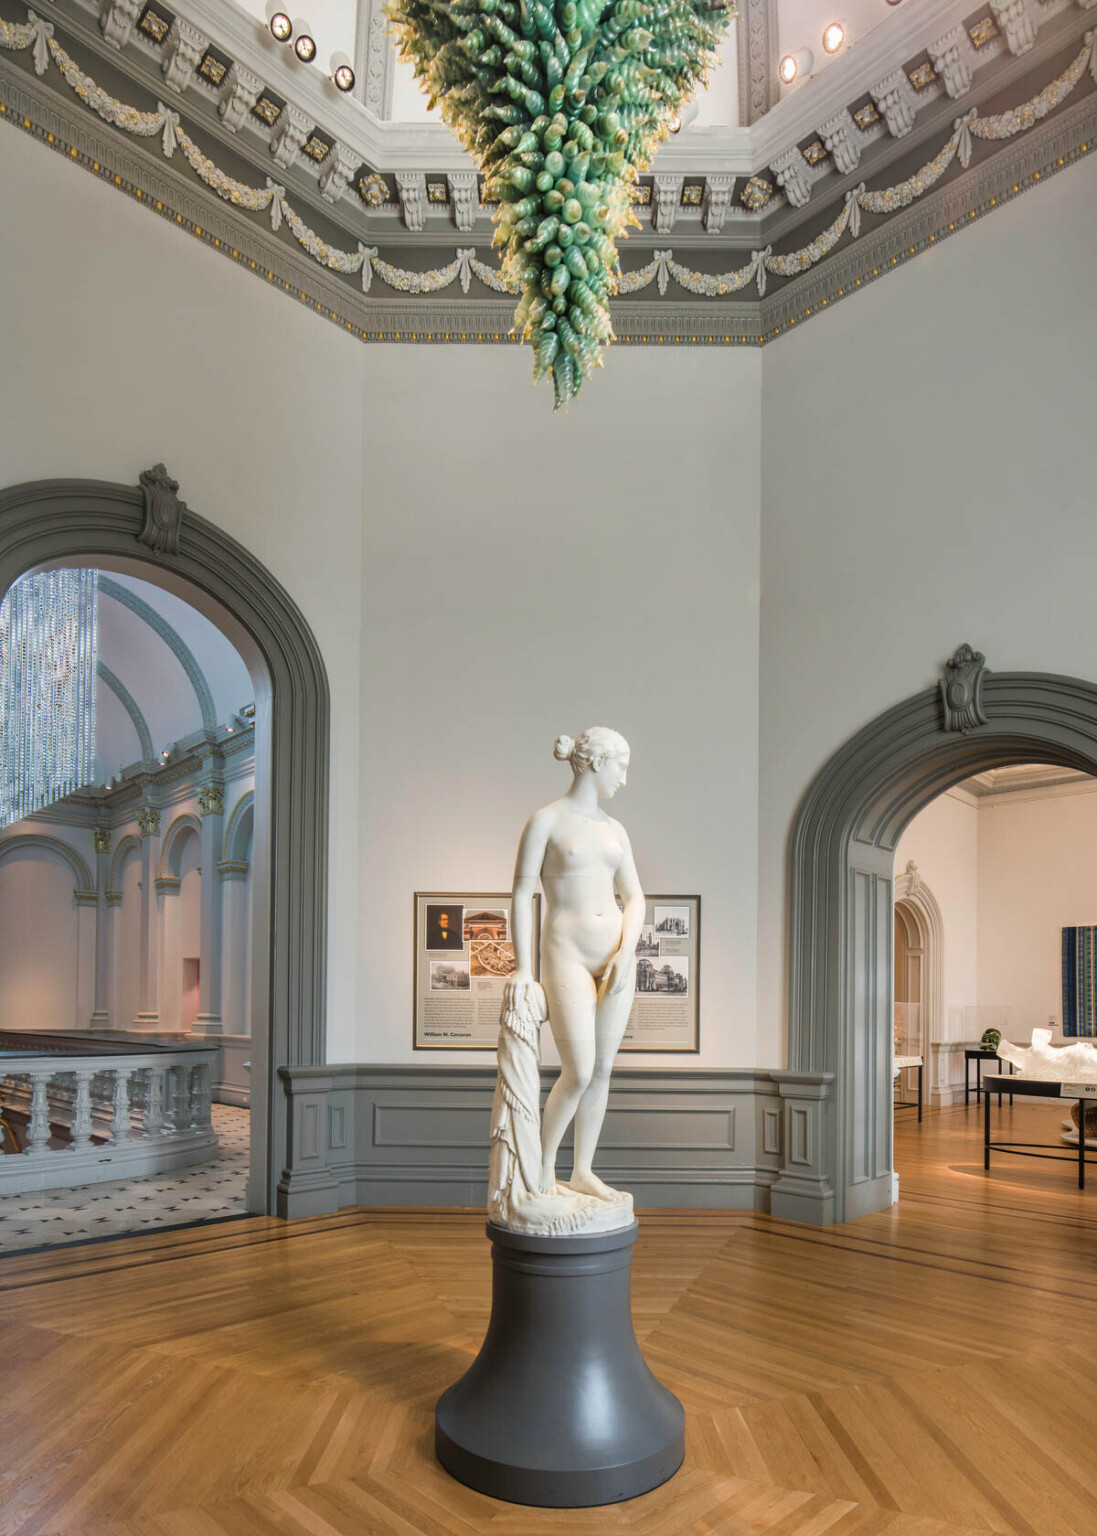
[414,890,540,1049]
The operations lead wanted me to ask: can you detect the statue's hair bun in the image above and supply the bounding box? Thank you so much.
[553,735,574,761]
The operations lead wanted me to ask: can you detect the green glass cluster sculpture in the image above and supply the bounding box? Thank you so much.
[390,0,734,407]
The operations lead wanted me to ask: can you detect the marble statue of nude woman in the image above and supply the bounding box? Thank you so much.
[487,727,644,1235]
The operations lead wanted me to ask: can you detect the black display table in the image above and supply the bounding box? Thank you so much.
[893,1055,923,1123]
[983,1073,1097,1189]
[965,1049,1014,1106]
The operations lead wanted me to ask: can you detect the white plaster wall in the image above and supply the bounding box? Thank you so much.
[894,790,979,1034]
[358,343,762,1066]
[104,573,254,732]
[758,153,1097,1064]
[94,678,143,783]
[978,787,1097,1042]
[6,102,1094,1074]
[160,829,201,1033]
[96,597,203,753]
[0,125,761,1066]
[0,125,363,1061]
[0,848,80,1031]
[118,849,142,1031]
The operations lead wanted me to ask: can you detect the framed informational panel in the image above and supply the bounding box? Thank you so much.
[620,895,700,1053]
[413,892,540,1049]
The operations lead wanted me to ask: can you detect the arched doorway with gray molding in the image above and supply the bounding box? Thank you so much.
[786,651,1097,1223]
[893,861,945,1112]
[0,472,330,1214]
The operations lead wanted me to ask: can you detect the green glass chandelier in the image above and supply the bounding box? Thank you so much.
[390,0,735,407]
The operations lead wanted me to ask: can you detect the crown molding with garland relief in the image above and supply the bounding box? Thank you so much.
[12,0,1097,235]
[0,9,1094,347]
[64,0,1090,181]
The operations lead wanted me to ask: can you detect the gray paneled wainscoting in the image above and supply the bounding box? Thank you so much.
[276,1067,835,1224]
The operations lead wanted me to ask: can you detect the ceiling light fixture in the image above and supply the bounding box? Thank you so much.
[265,2,292,41]
[293,19,316,61]
[779,48,813,85]
[822,22,845,53]
[331,51,355,91]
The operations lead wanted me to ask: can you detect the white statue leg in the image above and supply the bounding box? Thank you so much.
[567,976,634,1200]
[539,959,597,1191]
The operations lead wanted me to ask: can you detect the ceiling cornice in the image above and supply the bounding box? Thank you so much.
[1,4,1094,345]
[957,764,1097,802]
[23,0,1096,225]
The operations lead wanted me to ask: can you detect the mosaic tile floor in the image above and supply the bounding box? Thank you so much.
[0,1104,250,1254]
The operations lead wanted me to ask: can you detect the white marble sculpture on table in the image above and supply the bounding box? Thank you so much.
[488,728,643,1236]
[997,1028,1097,1081]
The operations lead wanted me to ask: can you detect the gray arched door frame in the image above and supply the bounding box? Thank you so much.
[0,474,329,1214]
[788,666,1097,1223]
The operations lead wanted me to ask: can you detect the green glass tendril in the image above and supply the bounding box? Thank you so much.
[389,0,734,407]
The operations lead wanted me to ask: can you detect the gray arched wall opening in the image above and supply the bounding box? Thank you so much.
[0,833,95,896]
[787,667,1097,1224]
[0,475,330,1215]
[160,814,203,880]
[893,862,945,1106]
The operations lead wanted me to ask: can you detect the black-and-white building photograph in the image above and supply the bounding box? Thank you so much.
[636,956,690,995]
[429,960,471,991]
[654,906,690,938]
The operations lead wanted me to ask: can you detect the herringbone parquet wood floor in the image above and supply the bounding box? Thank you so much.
[3,1101,1096,1535]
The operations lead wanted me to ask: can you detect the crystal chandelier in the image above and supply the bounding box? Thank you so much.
[0,570,98,827]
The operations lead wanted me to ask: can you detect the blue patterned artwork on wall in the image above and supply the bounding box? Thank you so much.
[1062,926,1097,1037]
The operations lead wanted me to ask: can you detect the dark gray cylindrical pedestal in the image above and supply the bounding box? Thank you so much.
[435,1220,684,1507]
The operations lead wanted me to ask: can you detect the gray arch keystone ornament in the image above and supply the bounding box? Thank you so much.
[786,644,1097,1223]
[0,469,330,1214]
[137,464,186,555]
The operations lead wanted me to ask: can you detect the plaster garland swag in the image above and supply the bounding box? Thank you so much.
[1,13,1094,310]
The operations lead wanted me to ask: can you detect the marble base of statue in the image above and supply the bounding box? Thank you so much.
[435,1220,684,1508]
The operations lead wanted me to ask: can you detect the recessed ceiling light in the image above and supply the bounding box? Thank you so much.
[822,22,845,53]
[266,2,292,39]
[779,48,814,84]
[331,51,355,91]
[293,19,316,61]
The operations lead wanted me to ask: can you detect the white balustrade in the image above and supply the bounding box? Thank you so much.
[71,1070,95,1152]
[0,1046,218,1194]
[145,1066,166,1135]
[111,1068,132,1141]
[26,1070,51,1155]
[190,1063,211,1130]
